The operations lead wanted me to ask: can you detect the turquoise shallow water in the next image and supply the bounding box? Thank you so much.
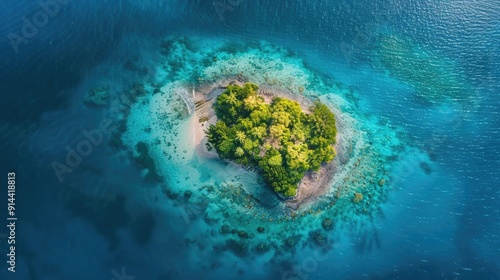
[0,1,498,279]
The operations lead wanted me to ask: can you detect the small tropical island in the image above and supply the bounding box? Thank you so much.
[106,37,399,263]
[205,83,337,197]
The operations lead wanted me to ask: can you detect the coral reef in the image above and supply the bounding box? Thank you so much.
[322,218,334,231]
[353,192,364,203]
[84,86,110,106]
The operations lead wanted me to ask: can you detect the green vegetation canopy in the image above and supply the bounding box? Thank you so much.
[207,83,337,197]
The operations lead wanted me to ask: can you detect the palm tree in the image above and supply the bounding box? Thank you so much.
[250,126,265,139]
[235,131,246,144]
[235,147,244,157]
[244,95,259,111]
[227,91,238,107]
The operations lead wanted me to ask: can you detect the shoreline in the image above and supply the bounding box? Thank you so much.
[189,80,346,209]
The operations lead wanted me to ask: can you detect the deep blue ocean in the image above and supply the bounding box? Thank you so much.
[0,1,498,279]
